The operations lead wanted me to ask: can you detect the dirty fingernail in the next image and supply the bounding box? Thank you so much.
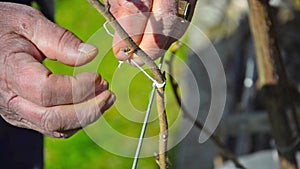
[96,80,108,93]
[94,74,102,83]
[108,94,116,104]
[78,43,98,58]
[101,93,116,112]
[117,50,131,60]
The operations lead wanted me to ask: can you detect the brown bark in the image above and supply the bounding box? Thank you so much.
[248,0,299,168]
[87,0,168,168]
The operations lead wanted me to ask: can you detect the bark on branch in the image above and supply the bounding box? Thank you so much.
[87,0,168,168]
[248,0,299,168]
[167,42,246,169]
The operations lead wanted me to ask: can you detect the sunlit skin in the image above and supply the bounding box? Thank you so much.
[110,0,194,65]
[0,1,193,138]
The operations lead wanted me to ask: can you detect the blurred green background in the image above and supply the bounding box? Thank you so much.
[44,0,186,168]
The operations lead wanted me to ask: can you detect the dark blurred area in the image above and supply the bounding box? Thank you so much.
[0,118,44,169]
[175,1,300,168]
[1,0,55,22]
[0,1,54,169]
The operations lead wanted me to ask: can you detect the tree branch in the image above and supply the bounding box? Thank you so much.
[87,0,168,168]
[248,0,299,168]
[87,0,164,84]
[166,42,246,169]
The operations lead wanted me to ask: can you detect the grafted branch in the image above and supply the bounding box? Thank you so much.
[87,0,164,83]
[87,0,168,168]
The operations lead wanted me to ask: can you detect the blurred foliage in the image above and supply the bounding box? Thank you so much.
[194,0,300,42]
[44,0,186,169]
[191,0,247,41]
[45,0,300,168]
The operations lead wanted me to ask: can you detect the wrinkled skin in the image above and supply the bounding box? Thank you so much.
[0,0,195,138]
[110,0,196,65]
[0,3,115,138]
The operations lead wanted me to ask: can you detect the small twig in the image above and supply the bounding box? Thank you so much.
[87,0,168,168]
[166,42,246,169]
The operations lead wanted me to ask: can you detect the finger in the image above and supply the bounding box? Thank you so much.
[49,90,115,131]
[1,108,79,138]
[7,4,98,66]
[109,0,152,60]
[132,0,189,65]
[0,33,44,62]
[2,108,79,138]
[7,53,108,107]
[7,91,115,137]
[1,111,61,137]
[0,106,63,137]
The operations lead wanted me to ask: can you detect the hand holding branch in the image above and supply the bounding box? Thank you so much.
[88,0,197,168]
[0,3,115,138]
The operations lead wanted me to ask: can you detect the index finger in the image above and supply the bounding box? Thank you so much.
[132,0,190,65]
[109,0,152,60]
[7,91,115,138]
[7,52,108,107]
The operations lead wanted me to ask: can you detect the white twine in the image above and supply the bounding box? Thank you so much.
[131,55,165,169]
[103,21,114,37]
[107,19,164,88]
[118,60,165,88]
[118,61,124,68]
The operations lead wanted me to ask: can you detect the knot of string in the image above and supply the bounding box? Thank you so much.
[103,19,167,169]
[104,20,165,88]
[118,60,165,88]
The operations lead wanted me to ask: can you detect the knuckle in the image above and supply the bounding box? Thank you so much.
[57,29,78,49]
[16,7,44,35]
[119,0,150,12]
[6,94,18,110]
[38,75,55,106]
[41,109,62,132]
[86,105,102,126]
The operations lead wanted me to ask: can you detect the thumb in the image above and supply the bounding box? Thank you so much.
[13,4,97,66]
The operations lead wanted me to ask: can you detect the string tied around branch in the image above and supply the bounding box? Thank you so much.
[103,20,165,88]
[118,60,165,88]
[104,21,114,37]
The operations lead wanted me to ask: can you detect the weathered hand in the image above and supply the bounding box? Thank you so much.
[0,3,115,138]
[110,0,196,65]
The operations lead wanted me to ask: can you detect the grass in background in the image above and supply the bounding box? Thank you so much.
[44,0,186,168]
[44,0,139,168]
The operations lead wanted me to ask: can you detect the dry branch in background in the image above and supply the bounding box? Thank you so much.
[248,0,299,168]
[87,0,168,168]
[166,42,246,169]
